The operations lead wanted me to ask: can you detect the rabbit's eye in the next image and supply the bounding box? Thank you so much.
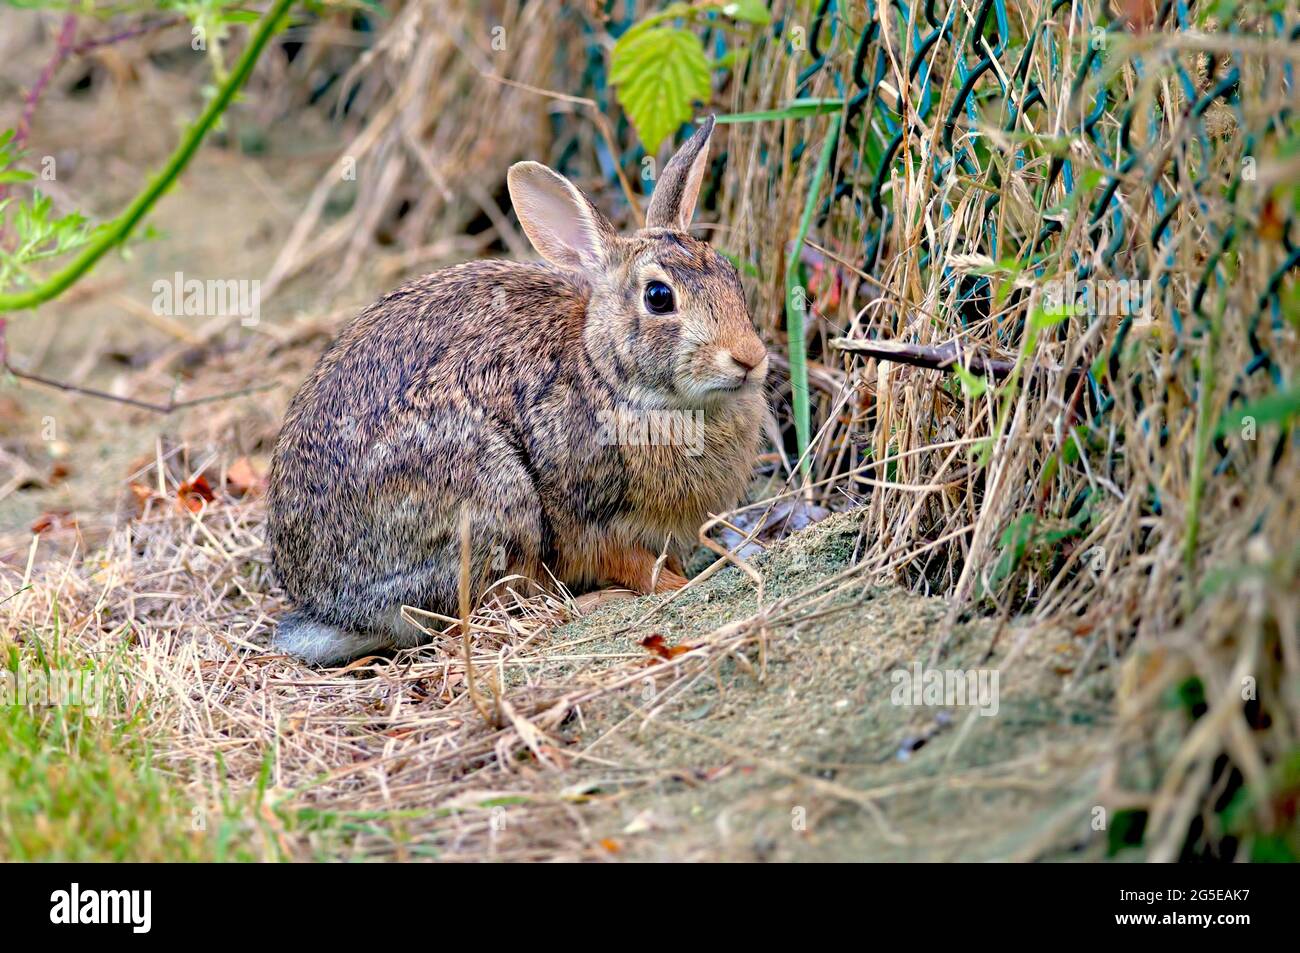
[643,280,675,315]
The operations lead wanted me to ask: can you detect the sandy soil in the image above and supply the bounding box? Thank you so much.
[514,512,1111,861]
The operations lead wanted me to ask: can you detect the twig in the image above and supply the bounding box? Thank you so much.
[4,362,277,414]
[70,15,185,58]
[14,15,79,153]
[0,316,277,413]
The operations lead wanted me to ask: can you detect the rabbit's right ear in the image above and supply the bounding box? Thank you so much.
[645,115,715,230]
[508,162,617,272]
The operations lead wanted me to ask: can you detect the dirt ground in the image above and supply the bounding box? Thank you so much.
[1,67,1115,863]
[0,53,375,536]
[521,512,1112,861]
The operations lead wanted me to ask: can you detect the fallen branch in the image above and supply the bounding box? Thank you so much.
[830,336,1084,386]
[3,362,276,414]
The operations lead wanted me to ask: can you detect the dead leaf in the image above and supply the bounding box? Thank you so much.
[128,482,153,512]
[716,499,832,558]
[225,456,264,496]
[1260,196,1285,242]
[31,511,76,534]
[177,474,215,513]
[1122,0,1157,32]
[640,633,696,660]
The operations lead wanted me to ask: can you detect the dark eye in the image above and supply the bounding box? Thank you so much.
[643,280,675,315]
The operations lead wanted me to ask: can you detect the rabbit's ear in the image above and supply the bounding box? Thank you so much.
[645,115,715,231]
[508,162,617,272]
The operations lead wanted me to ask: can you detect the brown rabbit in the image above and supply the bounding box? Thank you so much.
[267,117,767,664]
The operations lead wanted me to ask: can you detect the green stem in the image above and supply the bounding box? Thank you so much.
[0,0,294,314]
[785,113,840,483]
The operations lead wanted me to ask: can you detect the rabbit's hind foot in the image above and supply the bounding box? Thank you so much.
[272,611,391,666]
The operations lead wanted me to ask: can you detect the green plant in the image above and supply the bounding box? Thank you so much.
[0,0,295,313]
[786,114,840,481]
[0,138,103,294]
[610,1,770,154]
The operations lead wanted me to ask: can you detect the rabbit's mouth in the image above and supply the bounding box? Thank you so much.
[715,366,768,393]
[699,376,760,399]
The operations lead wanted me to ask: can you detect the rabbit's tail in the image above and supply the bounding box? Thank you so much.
[272,610,390,666]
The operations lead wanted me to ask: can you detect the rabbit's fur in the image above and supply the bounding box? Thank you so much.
[267,118,768,664]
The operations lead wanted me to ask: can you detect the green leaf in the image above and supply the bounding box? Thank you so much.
[1030,303,1073,330]
[1251,835,1298,863]
[712,48,747,70]
[611,27,711,154]
[979,513,1035,595]
[1215,382,1300,437]
[1090,351,1108,381]
[716,98,843,123]
[784,114,841,483]
[718,249,760,278]
[1164,676,1207,719]
[720,0,772,24]
[953,364,989,398]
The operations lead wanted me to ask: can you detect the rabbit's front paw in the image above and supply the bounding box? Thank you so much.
[651,568,688,594]
[598,546,688,596]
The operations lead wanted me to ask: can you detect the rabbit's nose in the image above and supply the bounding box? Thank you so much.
[726,339,767,376]
[727,351,759,373]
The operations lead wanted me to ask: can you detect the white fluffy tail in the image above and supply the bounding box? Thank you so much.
[272,612,391,666]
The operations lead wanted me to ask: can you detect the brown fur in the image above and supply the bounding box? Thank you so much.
[267,117,766,663]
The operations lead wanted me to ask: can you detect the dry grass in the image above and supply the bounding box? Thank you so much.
[0,482,1111,861]
[710,2,1299,858]
[260,0,605,298]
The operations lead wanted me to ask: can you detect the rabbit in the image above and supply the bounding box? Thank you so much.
[266,116,768,665]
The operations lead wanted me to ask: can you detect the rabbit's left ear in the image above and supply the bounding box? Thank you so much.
[508,162,618,272]
[645,115,715,231]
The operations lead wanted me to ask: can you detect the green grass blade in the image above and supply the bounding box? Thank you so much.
[716,99,844,124]
[785,113,840,483]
